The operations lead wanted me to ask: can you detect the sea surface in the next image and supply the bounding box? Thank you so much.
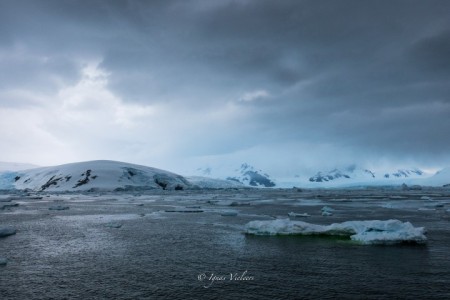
[1,188,450,299]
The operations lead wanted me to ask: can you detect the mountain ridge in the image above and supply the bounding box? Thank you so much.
[195,163,276,187]
[309,166,425,183]
[0,160,191,192]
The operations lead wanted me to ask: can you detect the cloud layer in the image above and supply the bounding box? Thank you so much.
[1,0,449,176]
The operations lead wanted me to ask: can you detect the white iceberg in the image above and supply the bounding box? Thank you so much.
[321,206,334,216]
[321,206,334,212]
[245,219,427,245]
[105,222,123,228]
[288,212,310,217]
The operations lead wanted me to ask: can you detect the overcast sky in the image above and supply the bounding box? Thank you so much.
[0,0,449,176]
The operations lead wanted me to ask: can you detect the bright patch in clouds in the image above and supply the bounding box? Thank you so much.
[0,62,157,165]
[0,60,252,169]
[58,62,154,129]
[239,90,270,102]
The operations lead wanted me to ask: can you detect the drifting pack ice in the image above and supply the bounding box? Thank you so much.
[245,219,427,245]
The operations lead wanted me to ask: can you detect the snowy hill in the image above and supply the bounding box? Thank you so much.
[309,166,424,183]
[305,165,427,187]
[227,163,276,187]
[309,166,374,183]
[195,163,276,187]
[419,167,450,187]
[0,160,192,192]
[0,162,39,172]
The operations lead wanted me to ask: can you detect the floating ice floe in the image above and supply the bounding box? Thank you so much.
[0,227,16,237]
[0,203,19,210]
[417,208,436,211]
[288,212,310,218]
[164,208,204,213]
[105,222,123,228]
[0,257,7,266]
[321,206,334,216]
[229,201,251,207]
[245,219,427,245]
[220,210,238,216]
[48,205,70,211]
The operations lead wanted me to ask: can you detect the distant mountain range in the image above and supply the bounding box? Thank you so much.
[308,165,425,183]
[0,160,449,191]
[191,163,450,188]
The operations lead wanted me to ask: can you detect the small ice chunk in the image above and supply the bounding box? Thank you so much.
[245,219,427,245]
[165,208,203,213]
[220,210,238,216]
[0,203,19,210]
[229,201,250,207]
[0,227,16,238]
[321,206,334,216]
[105,222,123,228]
[0,257,7,266]
[288,212,310,217]
[49,205,70,210]
[321,206,334,211]
[420,196,432,200]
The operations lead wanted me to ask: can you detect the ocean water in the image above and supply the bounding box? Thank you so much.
[1,189,450,299]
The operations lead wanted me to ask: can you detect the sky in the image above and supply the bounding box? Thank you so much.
[0,0,449,177]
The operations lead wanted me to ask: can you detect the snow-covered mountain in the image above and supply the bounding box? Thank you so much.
[0,160,192,192]
[195,163,276,187]
[306,165,427,187]
[309,166,424,183]
[2,160,447,191]
[419,167,450,187]
[227,163,276,187]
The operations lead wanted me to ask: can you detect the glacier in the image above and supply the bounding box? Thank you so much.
[2,160,192,192]
[245,219,427,245]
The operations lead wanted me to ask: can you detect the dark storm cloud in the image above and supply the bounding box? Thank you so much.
[408,30,450,77]
[1,0,450,168]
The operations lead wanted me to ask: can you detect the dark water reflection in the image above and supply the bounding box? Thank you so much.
[1,189,450,299]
